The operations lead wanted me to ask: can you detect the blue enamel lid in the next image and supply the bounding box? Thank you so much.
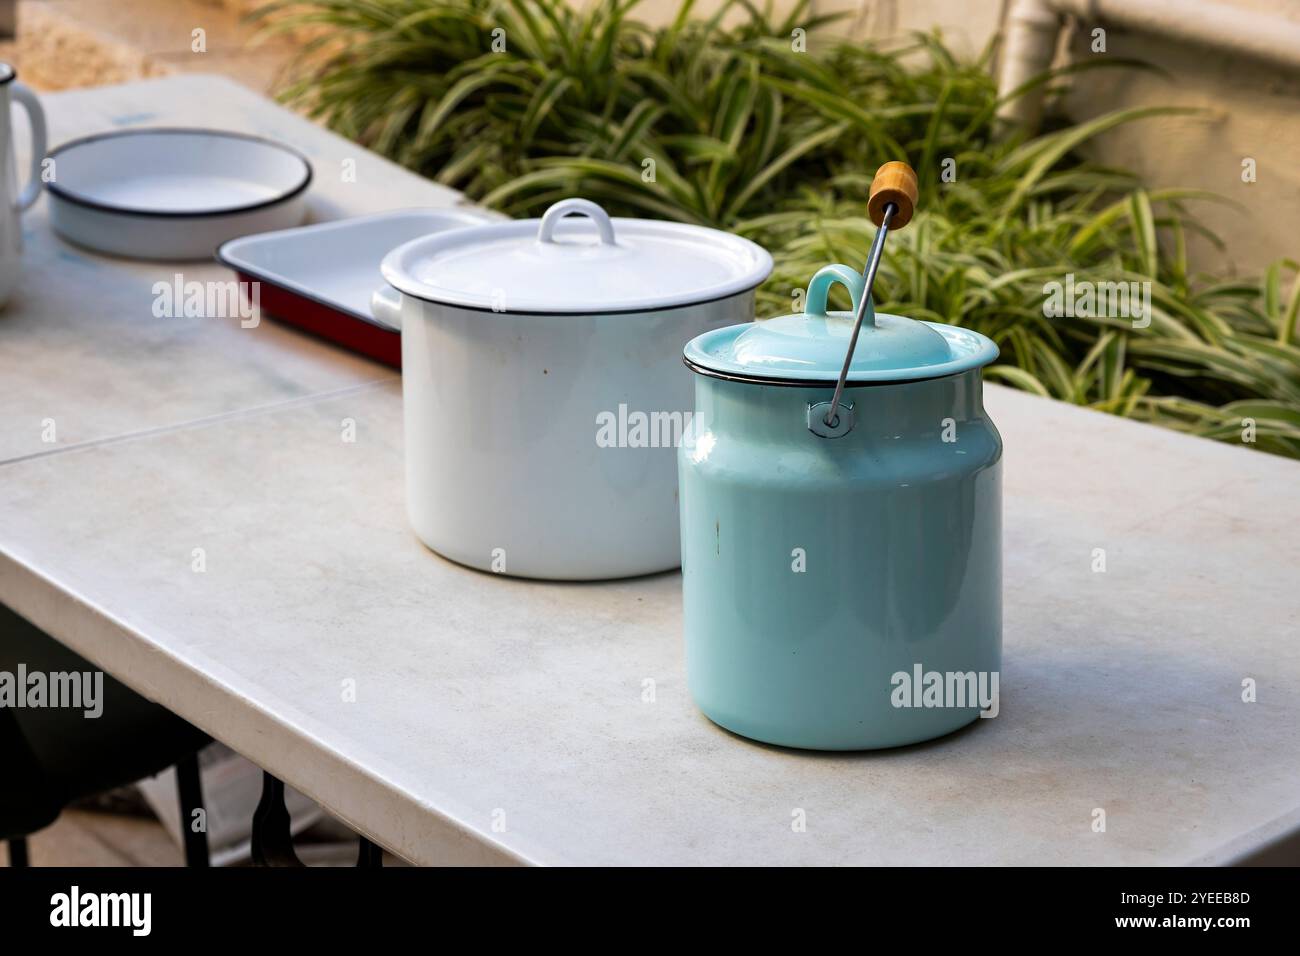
[684,263,999,383]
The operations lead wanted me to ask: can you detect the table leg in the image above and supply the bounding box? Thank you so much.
[176,752,210,867]
[250,772,302,867]
[6,837,28,867]
[356,835,383,867]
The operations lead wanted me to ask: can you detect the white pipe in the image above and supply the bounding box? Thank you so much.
[996,0,1061,129]
[996,0,1300,129]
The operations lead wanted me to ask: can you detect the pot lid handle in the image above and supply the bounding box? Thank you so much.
[805,263,872,323]
[537,198,617,246]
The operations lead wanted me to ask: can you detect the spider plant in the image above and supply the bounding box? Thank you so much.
[259,0,841,219]
[258,0,1300,458]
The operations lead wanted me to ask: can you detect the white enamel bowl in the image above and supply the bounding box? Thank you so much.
[47,128,312,261]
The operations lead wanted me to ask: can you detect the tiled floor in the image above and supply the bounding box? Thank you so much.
[3,808,183,867]
[2,805,408,867]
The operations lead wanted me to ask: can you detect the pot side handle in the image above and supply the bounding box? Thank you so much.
[370,286,403,331]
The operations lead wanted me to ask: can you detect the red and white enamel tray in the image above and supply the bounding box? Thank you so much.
[216,207,496,368]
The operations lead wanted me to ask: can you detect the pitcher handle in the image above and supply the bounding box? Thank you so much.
[11,82,47,212]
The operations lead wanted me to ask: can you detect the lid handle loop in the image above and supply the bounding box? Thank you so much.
[537,198,617,246]
[804,264,872,323]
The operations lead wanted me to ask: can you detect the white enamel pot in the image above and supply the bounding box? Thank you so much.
[372,198,772,580]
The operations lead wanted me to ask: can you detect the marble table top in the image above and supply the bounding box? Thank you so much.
[1,76,1297,866]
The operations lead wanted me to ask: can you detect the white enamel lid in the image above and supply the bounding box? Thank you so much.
[381,198,772,314]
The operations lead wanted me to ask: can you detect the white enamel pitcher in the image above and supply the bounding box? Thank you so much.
[0,63,46,308]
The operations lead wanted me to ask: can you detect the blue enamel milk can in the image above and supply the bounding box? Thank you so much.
[677,260,1002,750]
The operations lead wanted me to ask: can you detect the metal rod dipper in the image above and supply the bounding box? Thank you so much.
[824,161,919,428]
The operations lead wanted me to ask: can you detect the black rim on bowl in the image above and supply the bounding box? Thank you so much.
[46,127,313,219]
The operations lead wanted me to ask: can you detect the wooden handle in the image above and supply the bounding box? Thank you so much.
[867,161,918,229]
